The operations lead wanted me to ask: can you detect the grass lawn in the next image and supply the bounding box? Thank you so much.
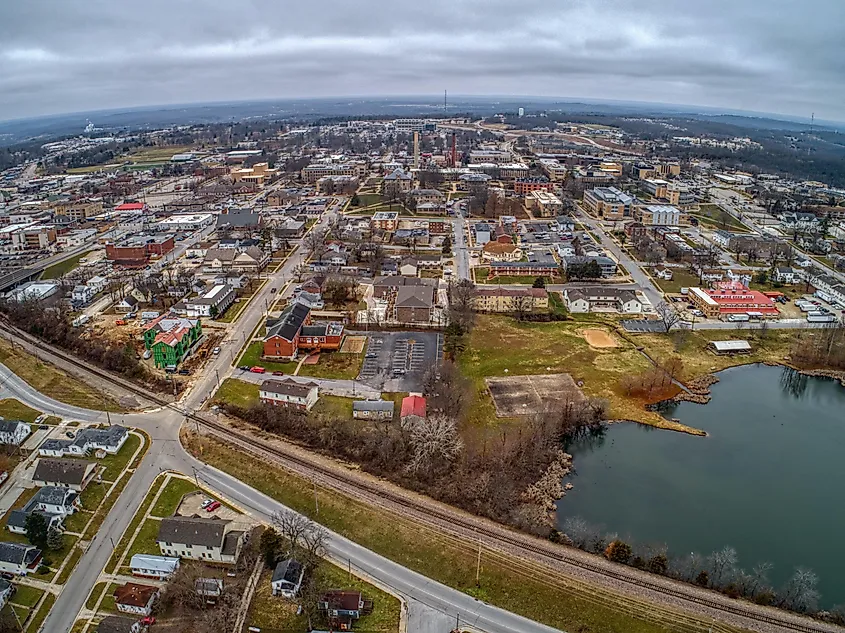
[85,582,107,610]
[106,475,166,573]
[97,584,120,614]
[40,251,91,280]
[311,395,355,418]
[352,193,382,208]
[0,339,124,412]
[420,269,443,278]
[692,205,750,232]
[119,518,162,573]
[82,470,132,540]
[79,481,109,512]
[300,353,362,380]
[215,379,259,409]
[128,144,195,163]
[55,546,83,585]
[458,315,672,428]
[247,563,400,632]
[62,508,91,534]
[474,267,558,285]
[0,399,41,422]
[151,477,200,517]
[98,433,142,482]
[216,295,252,323]
[188,434,740,633]
[9,586,43,609]
[25,594,55,633]
[653,269,702,294]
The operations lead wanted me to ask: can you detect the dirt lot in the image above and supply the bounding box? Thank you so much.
[485,373,586,417]
[582,328,619,348]
[340,336,366,353]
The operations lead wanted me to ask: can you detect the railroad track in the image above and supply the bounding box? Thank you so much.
[0,323,836,633]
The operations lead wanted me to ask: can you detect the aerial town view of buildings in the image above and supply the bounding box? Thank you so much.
[0,3,844,633]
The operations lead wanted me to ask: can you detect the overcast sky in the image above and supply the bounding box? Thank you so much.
[2,0,844,122]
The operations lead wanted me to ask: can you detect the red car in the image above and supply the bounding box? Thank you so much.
[140,616,156,626]
[206,501,221,512]
[249,366,266,374]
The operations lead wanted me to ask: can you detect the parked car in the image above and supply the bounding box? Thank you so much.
[206,501,221,512]
[212,347,221,355]
[178,369,191,376]
[65,431,75,439]
[272,371,285,376]
[39,425,49,430]
[270,287,278,293]
[200,499,213,509]
[143,350,152,360]
[238,365,251,371]
[250,366,266,374]
[140,616,156,626]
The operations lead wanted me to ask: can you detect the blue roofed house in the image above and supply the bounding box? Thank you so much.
[7,486,80,534]
[39,425,129,458]
[0,420,31,446]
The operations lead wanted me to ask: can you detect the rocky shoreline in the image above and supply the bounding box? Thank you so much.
[524,450,574,525]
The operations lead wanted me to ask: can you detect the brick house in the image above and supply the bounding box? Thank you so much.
[263,302,343,360]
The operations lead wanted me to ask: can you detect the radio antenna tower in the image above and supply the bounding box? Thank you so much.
[444,90,447,111]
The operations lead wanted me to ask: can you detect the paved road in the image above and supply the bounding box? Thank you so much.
[232,369,380,399]
[451,210,471,281]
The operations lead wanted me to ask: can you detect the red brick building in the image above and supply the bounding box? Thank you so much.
[514,177,554,195]
[263,302,344,360]
[106,234,175,267]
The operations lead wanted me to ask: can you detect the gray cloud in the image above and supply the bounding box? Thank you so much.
[1,0,844,121]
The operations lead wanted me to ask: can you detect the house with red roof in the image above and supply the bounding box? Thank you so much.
[114,202,148,213]
[400,395,426,420]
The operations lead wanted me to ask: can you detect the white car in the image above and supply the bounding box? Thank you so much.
[200,499,214,509]
[212,347,221,355]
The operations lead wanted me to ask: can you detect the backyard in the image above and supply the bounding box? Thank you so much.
[237,341,362,379]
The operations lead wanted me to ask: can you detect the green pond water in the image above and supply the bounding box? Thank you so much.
[558,363,845,606]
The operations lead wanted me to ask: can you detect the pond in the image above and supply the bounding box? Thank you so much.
[557,363,845,607]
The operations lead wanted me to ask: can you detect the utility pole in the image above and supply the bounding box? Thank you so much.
[475,536,482,586]
[313,479,319,515]
[191,465,201,488]
[102,392,112,426]
[215,368,221,388]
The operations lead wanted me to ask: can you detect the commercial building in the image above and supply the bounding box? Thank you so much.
[259,378,319,411]
[635,204,686,227]
[481,242,522,262]
[561,255,618,277]
[583,187,634,220]
[53,199,103,222]
[301,163,362,183]
[393,119,437,133]
[687,282,779,318]
[263,302,344,360]
[106,234,175,267]
[526,191,564,217]
[498,163,531,179]
[514,177,554,195]
[538,159,568,181]
[153,214,215,231]
[231,162,277,186]
[468,150,511,164]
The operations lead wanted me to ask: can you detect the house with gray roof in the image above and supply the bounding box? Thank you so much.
[395,285,435,324]
[259,379,319,411]
[97,615,141,633]
[564,287,643,314]
[0,419,30,446]
[7,486,79,534]
[32,459,98,491]
[38,425,129,458]
[156,516,245,564]
[129,554,180,579]
[0,542,42,576]
[352,400,395,421]
[271,558,304,597]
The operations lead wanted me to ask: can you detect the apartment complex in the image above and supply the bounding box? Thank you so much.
[526,191,564,217]
[471,288,549,313]
[635,204,687,227]
[583,187,634,220]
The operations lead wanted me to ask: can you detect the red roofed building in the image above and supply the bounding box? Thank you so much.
[688,281,779,318]
[400,395,426,420]
[114,202,148,212]
[142,312,203,368]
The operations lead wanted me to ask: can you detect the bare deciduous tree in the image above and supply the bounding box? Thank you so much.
[401,414,463,474]
[271,509,329,568]
[708,546,738,587]
[779,568,820,613]
[656,301,682,332]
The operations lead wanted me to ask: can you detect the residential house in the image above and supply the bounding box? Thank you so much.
[352,400,395,421]
[32,459,98,492]
[653,266,673,280]
[216,209,261,230]
[7,486,80,534]
[471,288,549,313]
[156,516,246,564]
[773,267,798,284]
[38,425,128,457]
[564,288,644,314]
[400,395,426,421]
[399,258,418,276]
[319,590,370,629]
[0,420,31,446]
[114,295,139,314]
[97,616,141,633]
[203,248,237,273]
[113,583,159,617]
[271,559,305,598]
[481,242,522,262]
[71,285,96,306]
[395,285,435,324]
[259,379,319,411]
[234,246,270,272]
[129,554,180,579]
[143,313,203,369]
[0,543,42,576]
[185,284,236,318]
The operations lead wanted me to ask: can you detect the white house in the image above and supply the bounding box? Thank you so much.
[32,459,98,492]
[39,425,128,457]
[156,516,246,564]
[564,288,643,314]
[87,275,108,293]
[71,285,96,306]
[0,420,31,446]
[271,559,305,598]
[129,554,180,579]
[184,284,236,318]
[0,543,42,576]
[0,579,13,611]
[7,486,80,534]
[259,379,319,411]
[773,266,798,284]
[653,266,673,280]
[113,583,159,617]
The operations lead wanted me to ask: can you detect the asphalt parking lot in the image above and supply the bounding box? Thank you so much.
[358,331,443,392]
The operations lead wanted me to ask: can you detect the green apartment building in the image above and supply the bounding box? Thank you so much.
[143,313,203,369]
